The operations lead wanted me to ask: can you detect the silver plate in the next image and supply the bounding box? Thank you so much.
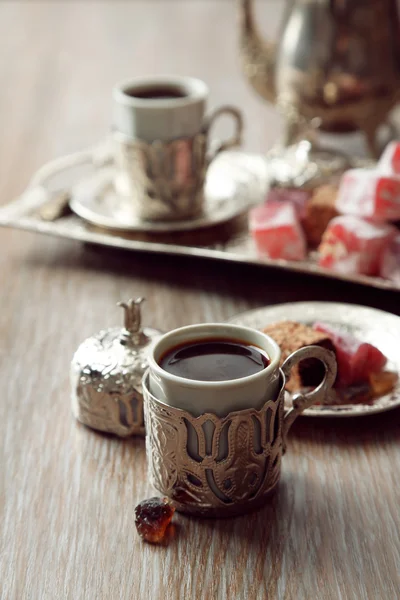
[229,301,400,418]
[69,153,267,232]
[0,142,398,292]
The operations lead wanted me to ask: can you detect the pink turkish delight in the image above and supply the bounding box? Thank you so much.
[314,322,387,386]
[378,141,400,175]
[336,168,400,222]
[249,201,306,261]
[380,233,400,284]
[265,187,311,220]
[318,215,395,276]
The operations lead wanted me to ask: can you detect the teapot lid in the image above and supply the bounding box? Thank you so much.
[117,297,154,348]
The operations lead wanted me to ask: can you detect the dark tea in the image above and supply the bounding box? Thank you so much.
[159,338,270,382]
[125,85,188,100]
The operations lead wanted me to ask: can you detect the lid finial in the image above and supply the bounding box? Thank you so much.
[118,298,146,343]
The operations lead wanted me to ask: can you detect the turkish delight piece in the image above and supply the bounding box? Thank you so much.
[265,187,311,220]
[378,141,400,175]
[380,233,400,284]
[318,215,395,276]
[249,201,307,261]
[303,184,339,247]
[336,168,400,222]
[314,322,387,387]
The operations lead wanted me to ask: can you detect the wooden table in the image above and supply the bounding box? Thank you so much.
[1,2,399,599]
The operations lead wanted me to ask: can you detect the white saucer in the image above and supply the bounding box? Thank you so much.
[229,302,400,418]
[69,151,268,233]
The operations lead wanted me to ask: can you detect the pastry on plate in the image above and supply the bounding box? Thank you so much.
[263,320,336,393]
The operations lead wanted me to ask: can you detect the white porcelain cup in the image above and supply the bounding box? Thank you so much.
[112,75,209,142]
[147,323,281,417]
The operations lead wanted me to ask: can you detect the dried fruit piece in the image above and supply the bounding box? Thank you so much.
[249,201,306,261]
[368,371,398,398]
[135,497,175,544]
[314,322,387,387]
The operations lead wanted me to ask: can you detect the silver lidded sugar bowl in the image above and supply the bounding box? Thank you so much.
[71,297,162,437]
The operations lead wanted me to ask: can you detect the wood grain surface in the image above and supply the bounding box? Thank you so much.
[1,2,400,599]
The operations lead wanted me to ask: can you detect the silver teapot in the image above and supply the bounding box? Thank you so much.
[239,0,400,156]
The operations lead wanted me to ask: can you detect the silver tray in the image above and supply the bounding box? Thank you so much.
[0,142,398,292]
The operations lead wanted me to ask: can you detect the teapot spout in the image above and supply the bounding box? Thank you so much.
[238,0,277,104]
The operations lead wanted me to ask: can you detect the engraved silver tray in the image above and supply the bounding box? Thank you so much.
[0,142,398,292]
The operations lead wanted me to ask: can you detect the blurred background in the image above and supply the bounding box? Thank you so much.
[0,0,284,208]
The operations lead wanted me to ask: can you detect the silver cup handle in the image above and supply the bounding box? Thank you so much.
[281,345,337,451]
[202,106,243,164]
